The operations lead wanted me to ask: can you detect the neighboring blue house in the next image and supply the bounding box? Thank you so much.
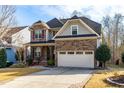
[6,47,16,63]
[0,40,16,63]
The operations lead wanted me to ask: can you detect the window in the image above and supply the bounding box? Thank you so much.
[35,30,41,39]
[35,29,45,39]
[59,52,66,54]
[68,52,74,54]
[34,47,41,57]
[71,25,78,35]
[85,51,93,54]
[76,52,83,54]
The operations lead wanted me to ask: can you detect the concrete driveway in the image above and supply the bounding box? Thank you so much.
[0,67,93,88]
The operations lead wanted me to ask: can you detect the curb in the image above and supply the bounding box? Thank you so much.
[82,70,95,88]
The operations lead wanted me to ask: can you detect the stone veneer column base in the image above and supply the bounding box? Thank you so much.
[32,61,48,66]
[39,62,48,66]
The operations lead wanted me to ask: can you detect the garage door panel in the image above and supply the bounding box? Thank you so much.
[58,51,94,68]
[58,55,84,67]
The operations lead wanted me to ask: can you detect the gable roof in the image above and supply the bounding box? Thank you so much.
[47,15,101,35]
[70,15,79,19]
[3,26,27,43]
[53,18,100,39]
[8,26,27,35]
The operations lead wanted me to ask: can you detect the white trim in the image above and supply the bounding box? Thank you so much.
[53,19,100,39]
[46,29,48,41]
[54,36,98,40]
[52,20,70,39]
[97,38,101,48]
[71,25,78,35]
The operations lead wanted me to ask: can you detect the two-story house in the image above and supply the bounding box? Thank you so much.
[25,15,101,68]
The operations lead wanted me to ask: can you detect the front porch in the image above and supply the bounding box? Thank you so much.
[24,42,55,66]
[31,46,54,66]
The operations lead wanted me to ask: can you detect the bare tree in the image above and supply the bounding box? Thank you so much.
[102,15,112,47]
[0,5,16,44]
[71,10,91,18]
[112,14,124,63]
[102,14,124,63]
[12,33,25,63]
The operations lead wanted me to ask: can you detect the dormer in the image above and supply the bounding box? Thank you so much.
[29,20,50,42]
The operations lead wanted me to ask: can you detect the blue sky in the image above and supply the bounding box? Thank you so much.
[16,5,71,26]
[16,5,124,26]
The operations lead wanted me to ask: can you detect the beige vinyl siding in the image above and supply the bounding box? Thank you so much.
[59,21,92,36]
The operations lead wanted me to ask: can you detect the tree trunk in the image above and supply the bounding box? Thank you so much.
[99,62,103,68]
[103,62,106,68]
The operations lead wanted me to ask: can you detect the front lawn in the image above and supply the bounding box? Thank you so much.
[84,63,124,88]
[0,67,41,84]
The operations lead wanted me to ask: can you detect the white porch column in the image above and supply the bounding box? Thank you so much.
[46,29,49,41]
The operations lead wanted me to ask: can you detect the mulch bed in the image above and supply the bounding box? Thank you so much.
[109,75,124,83]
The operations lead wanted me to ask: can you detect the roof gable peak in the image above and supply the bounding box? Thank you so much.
[70,15,79,19]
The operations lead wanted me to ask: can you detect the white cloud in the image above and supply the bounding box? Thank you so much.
[37,5,124,23]
[16,4,124,25]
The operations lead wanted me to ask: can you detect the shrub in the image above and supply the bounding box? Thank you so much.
[0,48,7,68]
[26,57,33,66]
[47,59,55,66]
[121,52,124,63]
[10,63,26,68]
[95,44,111,68]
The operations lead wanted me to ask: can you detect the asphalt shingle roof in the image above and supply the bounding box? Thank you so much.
[47,15,101,35]
[46,18,63,28]
[3,26,27,43]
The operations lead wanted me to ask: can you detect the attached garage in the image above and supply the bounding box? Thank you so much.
[57,51,94,68]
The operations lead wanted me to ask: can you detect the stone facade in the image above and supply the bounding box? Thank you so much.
[30,46,55,66]
[55,39,97,51]
[55,39,97,68]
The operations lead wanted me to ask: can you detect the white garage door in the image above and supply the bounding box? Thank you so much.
[58,51,94,68]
